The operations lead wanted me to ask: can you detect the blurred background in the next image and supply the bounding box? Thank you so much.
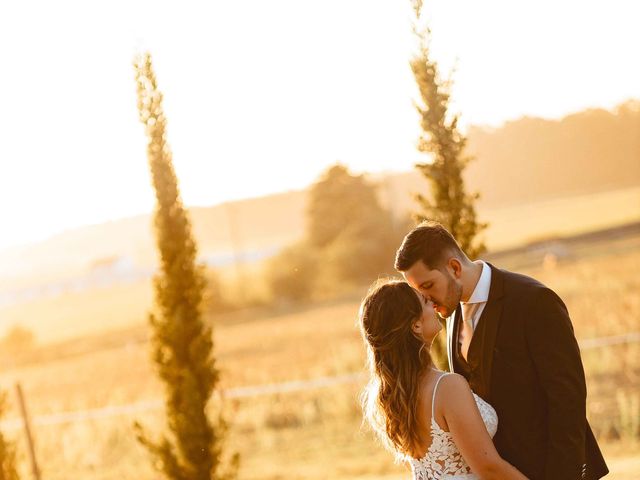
[0,0,638,479]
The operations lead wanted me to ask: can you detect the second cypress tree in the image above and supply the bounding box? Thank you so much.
[409,2,487,259]
[408,2,487,368]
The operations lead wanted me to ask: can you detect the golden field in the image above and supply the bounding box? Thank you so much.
[1,186,639,346]
[0,230,638,479]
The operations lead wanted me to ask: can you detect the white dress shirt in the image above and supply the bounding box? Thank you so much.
[459,261,492,344]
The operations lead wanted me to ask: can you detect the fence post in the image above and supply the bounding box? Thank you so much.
[15,383,41,480]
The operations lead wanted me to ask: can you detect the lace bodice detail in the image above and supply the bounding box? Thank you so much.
[408,374,498,479]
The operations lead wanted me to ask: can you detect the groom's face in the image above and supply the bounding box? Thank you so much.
[402,259,462,320]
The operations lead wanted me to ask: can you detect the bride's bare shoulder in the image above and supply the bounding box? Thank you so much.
[437,373,474,399]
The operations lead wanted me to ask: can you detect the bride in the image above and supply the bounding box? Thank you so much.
[359,279,528,479]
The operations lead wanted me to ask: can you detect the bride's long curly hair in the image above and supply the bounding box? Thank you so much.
[359,279,432,459]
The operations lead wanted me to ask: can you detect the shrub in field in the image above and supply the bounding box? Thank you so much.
[202,268,232,314]
[265,243,318,302]
[0,325,35,355]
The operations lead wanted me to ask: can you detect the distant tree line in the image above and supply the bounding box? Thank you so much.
[465,100,640,205]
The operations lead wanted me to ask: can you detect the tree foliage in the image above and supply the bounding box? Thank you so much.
[409,4,487,368]
[267,165,399,301]
[133,52,237,480]
[307,165,388,249]
[409,5,487,259]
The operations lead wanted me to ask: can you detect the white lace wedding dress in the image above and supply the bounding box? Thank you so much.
[408,373,499,479]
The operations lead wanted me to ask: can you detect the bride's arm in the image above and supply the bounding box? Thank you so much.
[438,374,528,480]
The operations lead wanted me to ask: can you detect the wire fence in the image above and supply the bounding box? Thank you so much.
[1,332,638,432]
[578,331,640,350]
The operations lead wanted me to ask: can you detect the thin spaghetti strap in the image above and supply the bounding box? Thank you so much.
[431,373,453,418]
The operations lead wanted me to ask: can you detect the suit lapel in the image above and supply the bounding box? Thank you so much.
[467,263,505,401]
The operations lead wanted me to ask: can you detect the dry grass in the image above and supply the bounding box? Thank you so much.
[477,186,640,249]
[0,281,153,343]
[0,233,638,479]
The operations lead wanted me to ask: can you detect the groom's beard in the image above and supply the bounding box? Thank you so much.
[434,273,462,320]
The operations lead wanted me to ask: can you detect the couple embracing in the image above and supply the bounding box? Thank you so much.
[359,222,608,480]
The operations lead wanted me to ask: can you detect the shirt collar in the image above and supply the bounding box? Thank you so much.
[464,261,491,304]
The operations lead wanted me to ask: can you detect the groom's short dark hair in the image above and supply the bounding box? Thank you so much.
[394,221,464,271]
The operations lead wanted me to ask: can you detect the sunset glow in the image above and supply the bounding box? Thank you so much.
[0,0,638,250]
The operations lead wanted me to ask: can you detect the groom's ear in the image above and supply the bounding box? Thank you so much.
[447,257,463,278]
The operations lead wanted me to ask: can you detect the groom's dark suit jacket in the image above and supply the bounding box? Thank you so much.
[446,263,608,480]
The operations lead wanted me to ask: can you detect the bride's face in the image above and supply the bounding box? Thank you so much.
[411,289,442,344]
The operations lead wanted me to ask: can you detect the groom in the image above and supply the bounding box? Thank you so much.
[395,221,608,480]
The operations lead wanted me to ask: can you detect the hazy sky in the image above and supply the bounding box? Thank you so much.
[1,0,639,250]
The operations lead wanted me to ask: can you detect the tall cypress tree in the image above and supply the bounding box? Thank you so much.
[409,2,487,259]
[408,2,487,368]
[133,52,237,480]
